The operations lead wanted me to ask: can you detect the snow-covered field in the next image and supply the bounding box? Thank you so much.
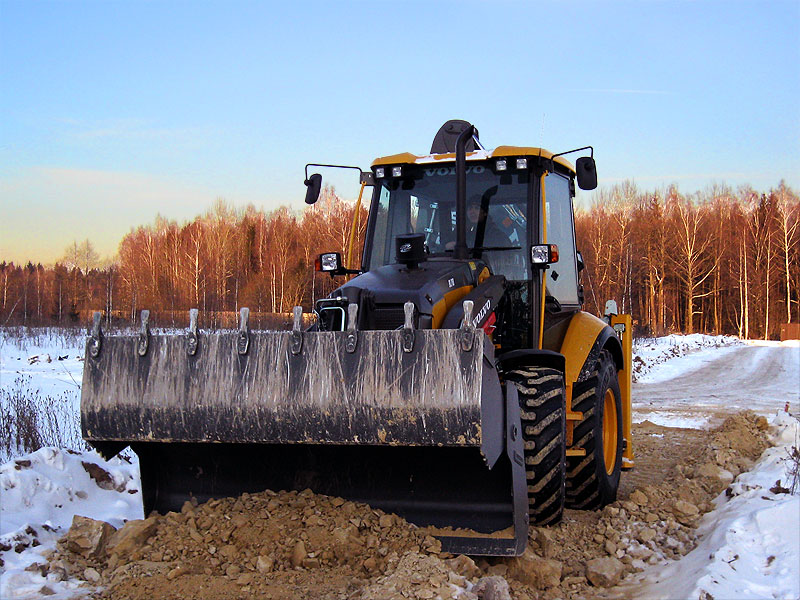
[0,329,86,462]
[1,328,799,599]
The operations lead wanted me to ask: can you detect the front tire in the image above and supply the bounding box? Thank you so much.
[505,366,566,526]
[565,349,623,510]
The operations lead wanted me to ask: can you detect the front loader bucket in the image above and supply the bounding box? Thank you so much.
[81,311,528,555]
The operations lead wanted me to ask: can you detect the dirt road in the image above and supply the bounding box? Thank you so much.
[633,342,799,427]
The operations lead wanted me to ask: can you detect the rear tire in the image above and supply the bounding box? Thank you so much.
[565,349,623,510]
[505,366,566,525]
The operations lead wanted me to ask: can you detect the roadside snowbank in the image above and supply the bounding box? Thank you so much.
[633,334,743,383]
[616,410,800,600]
[0,448,142,599]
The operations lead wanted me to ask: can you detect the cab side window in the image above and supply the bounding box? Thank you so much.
[543,173,579,306]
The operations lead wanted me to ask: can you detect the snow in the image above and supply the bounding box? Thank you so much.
[619,411,800,600]
[0,328,85,401]
[0,329,86,462]
[633,412,711,429]
[1,328,799,599]
[0,448,142,599]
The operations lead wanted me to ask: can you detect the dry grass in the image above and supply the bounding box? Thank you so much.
[0,376,87,462]
[787,444,800,495]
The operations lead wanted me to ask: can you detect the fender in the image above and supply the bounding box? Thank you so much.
[559,310,628,455]
[560,311,622,387]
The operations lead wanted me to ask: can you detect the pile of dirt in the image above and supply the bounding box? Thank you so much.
[43,489,494,600]
[43,411,770,600]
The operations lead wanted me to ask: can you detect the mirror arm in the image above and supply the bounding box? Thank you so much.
[304,163,374,185]
[549,146,594,174]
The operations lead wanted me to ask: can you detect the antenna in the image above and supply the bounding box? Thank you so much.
[540,113,545,147]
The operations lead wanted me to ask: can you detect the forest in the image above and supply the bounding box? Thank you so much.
[1,181,797,339]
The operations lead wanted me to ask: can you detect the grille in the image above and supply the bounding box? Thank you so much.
[371,305,408,330]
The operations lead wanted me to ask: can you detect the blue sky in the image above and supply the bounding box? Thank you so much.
[1,0,798,264]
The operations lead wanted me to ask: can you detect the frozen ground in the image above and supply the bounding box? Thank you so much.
[1,329,799,598]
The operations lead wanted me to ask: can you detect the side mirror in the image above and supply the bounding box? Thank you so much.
[315,252,361,277]
[530,244,559,267]
[575,157,597,191]
[315,252,343,274]
[576,250,585,272]
[304,173,322,205]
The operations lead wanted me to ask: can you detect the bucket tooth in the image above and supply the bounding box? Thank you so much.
[460,300,475,352]
[290,306,304,355]
[237,307,250,355]
[137,310,151,356]
[402,301,415,352]
[345,303,358,353]
[89,311,103,358]
[186,308,199,356]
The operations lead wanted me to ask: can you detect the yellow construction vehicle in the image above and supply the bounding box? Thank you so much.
[81,120,633,556]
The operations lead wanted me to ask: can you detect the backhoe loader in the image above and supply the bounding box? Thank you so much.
[81,120,633,556]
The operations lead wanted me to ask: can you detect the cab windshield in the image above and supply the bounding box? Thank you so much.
[366,163,530,280]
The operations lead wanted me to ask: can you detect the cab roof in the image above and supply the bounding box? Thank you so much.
[371,146,576,174]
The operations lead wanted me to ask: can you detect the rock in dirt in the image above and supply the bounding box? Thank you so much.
[585,556,625,587]
[83,567,101,583]
[106,516,158,560]
[166,565,187,580]
[629,489,649,506]
[82,461,122,491]
[290,540,307,568]
[446,554,482,580]
[256,554,274,573]
[672,499,699,517]
[506,548,562,589]
[472,575,512,600]
[62,516,115,559]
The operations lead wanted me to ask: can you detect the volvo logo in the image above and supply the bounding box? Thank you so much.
[473,299,492,327]
[425,166,485,177]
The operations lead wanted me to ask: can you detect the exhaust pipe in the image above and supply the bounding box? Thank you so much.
[453,124,475,260]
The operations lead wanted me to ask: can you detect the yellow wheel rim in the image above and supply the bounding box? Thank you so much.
[603,388,618,476]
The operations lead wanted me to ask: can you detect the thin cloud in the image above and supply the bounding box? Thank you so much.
[57,117,217,142]
[567,88,672,95]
